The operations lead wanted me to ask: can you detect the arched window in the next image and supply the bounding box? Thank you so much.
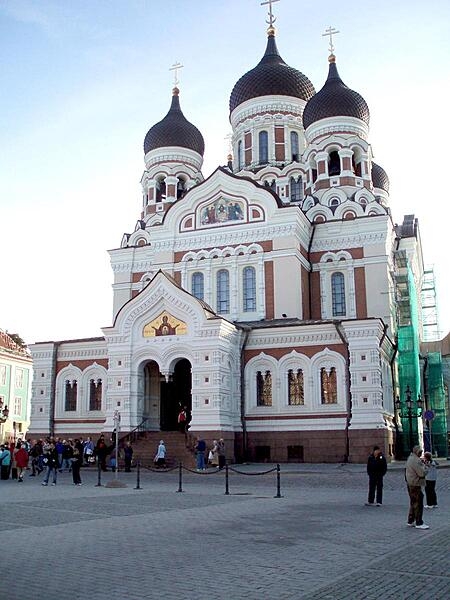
[243,266,256,312]
[331,272,346,316]
[328,151,341,176]
[177,177,186,199]
[192,272,204,301]
[155,177,166,202]
[89,379,102,411]
[321,367,337,404]
[290,176,303,202]
[216,269,230,313]
[257,370,272,406]
[290,131,299,161]
[288,369,304,405]
[259,131,269,165]
[65,380,77,411]
[238,140,243,170]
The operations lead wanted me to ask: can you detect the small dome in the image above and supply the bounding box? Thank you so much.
[229,31,315,115]
[371,162,390,193]
[144,88,205,156]
[303,57,370,130]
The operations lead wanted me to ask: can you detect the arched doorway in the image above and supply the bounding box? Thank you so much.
[160,359,192,431]
[142,358,192,431]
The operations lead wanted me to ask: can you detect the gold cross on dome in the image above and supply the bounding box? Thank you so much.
[169,62,184,87]
[322,26,340,55]
[261,0,280,28]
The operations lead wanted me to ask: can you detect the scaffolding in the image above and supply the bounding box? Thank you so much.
[421,267,440,342]
[422,352,448,457]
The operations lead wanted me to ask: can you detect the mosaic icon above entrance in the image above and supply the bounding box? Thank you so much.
[143,312,187,337]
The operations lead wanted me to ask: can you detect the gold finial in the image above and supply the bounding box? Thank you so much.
[322,26,340,57]
[261,0,280,33]
[169,61,184,88]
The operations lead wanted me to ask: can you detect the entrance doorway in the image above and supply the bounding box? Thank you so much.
[160,359,192,431]
[142,358,192,431]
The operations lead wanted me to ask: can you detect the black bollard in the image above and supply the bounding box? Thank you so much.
[224,463,230,495]
[134,458,142,490]
[275,463,282,498]
[95,459,102,487]
[176,462,183,493]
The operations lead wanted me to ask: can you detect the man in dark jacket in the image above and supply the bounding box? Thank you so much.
[42,442,59,486]
[365,445,387,506]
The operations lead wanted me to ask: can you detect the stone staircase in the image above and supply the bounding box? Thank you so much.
[124,431,196,468]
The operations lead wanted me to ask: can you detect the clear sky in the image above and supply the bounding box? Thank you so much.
[1,0,449,344]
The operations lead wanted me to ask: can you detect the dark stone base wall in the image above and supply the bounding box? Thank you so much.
[245,429,395,463]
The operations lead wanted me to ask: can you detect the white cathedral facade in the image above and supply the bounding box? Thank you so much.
[29,24,425,463]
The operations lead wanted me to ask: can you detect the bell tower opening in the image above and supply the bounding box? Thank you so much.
[160,358,192,431]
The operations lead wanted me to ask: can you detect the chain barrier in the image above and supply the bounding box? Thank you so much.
[131,460,283,497]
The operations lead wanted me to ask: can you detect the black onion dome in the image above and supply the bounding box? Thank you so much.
[303,57,370,130]
[371,162,390,193]
[229,31,315,114]
[144,88,205,156]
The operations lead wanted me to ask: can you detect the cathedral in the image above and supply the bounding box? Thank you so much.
[29,14,428,463]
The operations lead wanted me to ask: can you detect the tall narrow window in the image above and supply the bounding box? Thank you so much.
[331,272,346,316]
[257,370,272,406]
[290,131,299,161]
[89,379,102,411]
[243,266,256,312]
[288,369,304,405]
[328,151,341,176]
[238,140,243,170]
[65,380,77,411]
[259,131,269,165]
[192,272,204,301]
[290,176,303,202]
[156,177,166,202]
[321,367,337,404]
[216,269,230,313]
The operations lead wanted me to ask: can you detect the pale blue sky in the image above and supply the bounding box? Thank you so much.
[1,0,449,343]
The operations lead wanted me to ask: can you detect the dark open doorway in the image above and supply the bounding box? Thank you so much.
[160,358,192,431]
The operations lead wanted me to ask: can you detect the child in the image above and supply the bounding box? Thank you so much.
[423,451,438,508]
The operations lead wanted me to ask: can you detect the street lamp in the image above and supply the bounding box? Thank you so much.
[0,402,9,423]
[395,385,423,452]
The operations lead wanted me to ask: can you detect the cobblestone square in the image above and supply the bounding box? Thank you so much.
[0,464,449,599]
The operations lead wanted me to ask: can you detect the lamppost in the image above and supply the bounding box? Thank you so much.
[105,409,126,488]
[395,385,423,452]
[0,402,9,444]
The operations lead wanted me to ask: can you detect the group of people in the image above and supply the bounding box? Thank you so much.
[0,435,136,485]
[366,444,439,529]
[195,437,226,470]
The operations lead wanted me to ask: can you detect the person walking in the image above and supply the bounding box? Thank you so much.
[42,441,59,486]
[218,439,226,470]
[0,444,11,480]
[95,435,109,471]
[405,445,429,529]
[423,451,438,508]
[209,440,219,467]
[14,442,29,483]
[195,437,206,471]
[365,445,387,506]
[154,440,166,468]
[177,407,187,433]
[71,439,83,486]
[83,437,95,466]
[124,441,133,472]
[29,439,43,476]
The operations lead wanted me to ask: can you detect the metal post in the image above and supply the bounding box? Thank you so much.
[408,409,413,452]
[134,458,142,490]
[275,463,282,498]
[95,458,102,487]
[225,463,229,495]
[114,410,120,480]
[177,462,183,493]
